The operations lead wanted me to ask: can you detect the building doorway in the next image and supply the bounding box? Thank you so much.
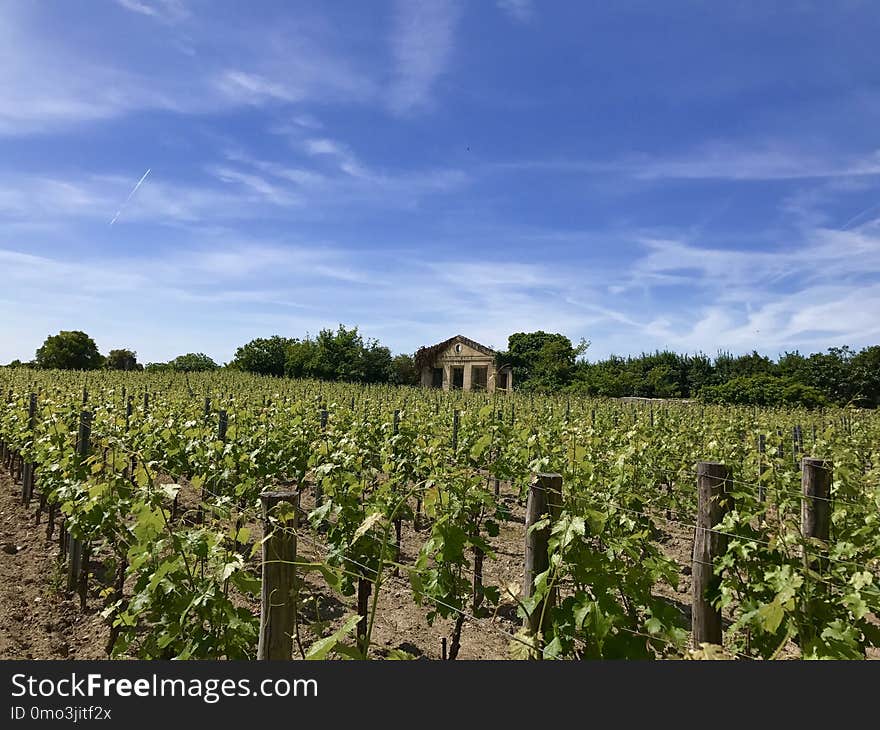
[432,367,443,388]
[451,366,464,390]
[498,371,509,391]
[472,366,487,391]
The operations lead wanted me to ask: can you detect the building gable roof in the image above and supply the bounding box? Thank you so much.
[414,335,496,370]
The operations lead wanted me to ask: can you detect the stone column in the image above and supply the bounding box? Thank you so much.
[463,363,473,391]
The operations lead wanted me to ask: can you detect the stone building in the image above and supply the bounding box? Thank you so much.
[414,335,513,393]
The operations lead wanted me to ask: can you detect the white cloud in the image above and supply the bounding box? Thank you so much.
[0,4,376,135]
[497,0,533,23]
[496,144,880,182]
[214,71,303,104]
[115,0,189,23]
[388,0,460,114]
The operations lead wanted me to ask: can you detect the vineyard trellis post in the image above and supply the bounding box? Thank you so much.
[692,461,732,649]
[258,489,299,660]
[801,457,832,570]
[523,472,562,651]
[218,410,228,442]
[67,409,92,606]
[758,433,767,502]
[22,392,37,506]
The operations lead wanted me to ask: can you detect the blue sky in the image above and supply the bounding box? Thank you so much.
[2,0,880,365]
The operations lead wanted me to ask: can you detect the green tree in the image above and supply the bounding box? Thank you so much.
[231,336,295,377]
[285,339,321,379]
[314,325,365,381]
[35,330,104,370]
[497,331,588,391]
[105,349,140,371]
[168,353,219,372]
[360,340,393,384]
[391,353,420,386]
[850,345,880,407]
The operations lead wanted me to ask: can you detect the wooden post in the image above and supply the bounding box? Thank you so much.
[357,577,372,658]
[758,434,767,502]
[692,461,732,648]
[523,473,563,649]
[452,409,459,454]
[392,409,402,575]
[801,458,832,569]
[218,410,228,442]
[315,410,329,508]
[22,393,37,506]
[204,397,211,419]
[258,490,299,660]
[67,411,91,595]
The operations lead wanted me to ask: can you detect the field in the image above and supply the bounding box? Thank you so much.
[1,369,878,660]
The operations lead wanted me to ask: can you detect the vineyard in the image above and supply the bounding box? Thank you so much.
[0,369,878,660]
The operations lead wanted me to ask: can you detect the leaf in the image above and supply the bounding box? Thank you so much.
[386,649,417,660]
[230,570,261,596]
[159,483,181,500]
[305,615,363,660]
[757,598,785,634]
[542,636,563,659]
[469,435,493,460]
[353,512,385,543]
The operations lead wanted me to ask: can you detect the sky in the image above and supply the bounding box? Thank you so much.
[2,0,880,365]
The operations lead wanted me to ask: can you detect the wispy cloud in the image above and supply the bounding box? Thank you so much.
[497,0,533,23]
[388,0,460,114]
[214,71,303,105]
[496,143,880,182]
[115,0,189,23]
[0,3,376,135]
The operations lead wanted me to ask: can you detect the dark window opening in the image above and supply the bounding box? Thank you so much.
[498,372,509,391]
[472,366,487,390]
[432,367,444,388]
[452,366,464,390]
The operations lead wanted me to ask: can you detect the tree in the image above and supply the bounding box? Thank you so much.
[360,340,393,384]
[35,330,104,370]
[105,349,140,371]
[313,325,366,382]
[284,325,395,384]
[168,353,219,372]
[285,339,321,379]
[497,331,588,391]
[391,353,420,386]
[231,336,295,377]
[850,345,880,407]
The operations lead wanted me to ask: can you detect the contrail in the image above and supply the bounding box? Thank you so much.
[110,168,151,225]
[841,200,880,230]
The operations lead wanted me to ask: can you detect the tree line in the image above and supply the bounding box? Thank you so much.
[4,328,878,408]
[495,331,880,408]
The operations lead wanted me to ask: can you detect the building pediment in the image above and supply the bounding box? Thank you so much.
[415,335,496,368]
